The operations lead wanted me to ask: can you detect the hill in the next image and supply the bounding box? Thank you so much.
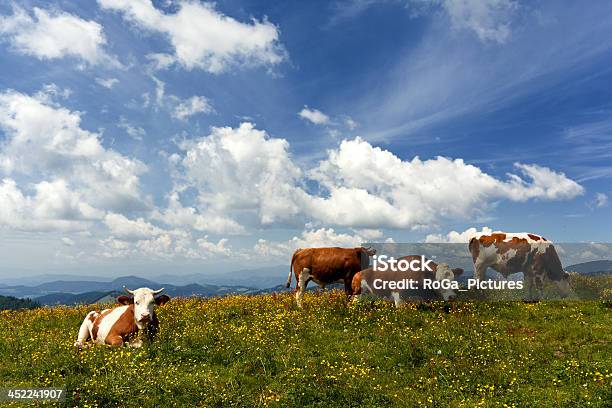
[0,276,258,302]
[0,295,39,310]
[0,275,609,407]
[566,260,612,275]
[35,291,112,306]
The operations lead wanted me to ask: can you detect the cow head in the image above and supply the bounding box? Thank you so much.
[359,246,377,269]
[117,287,171,328]
[434,263,458,301]
[553,271,572,298]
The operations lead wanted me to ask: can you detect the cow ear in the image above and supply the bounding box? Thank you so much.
[452,268,464,277]
[155,295,171,306]
[117,295,133,305]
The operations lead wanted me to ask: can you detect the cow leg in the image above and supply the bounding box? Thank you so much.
[296,268,311,308]
[534,274,544,300]
[391,292,404,308]
[106,335,124,346]
[473,260,487,280]
[524,275,536,301]
[74,311,97,348]
[344,278,353,300]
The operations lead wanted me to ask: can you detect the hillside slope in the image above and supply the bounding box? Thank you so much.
[0,277,610,407]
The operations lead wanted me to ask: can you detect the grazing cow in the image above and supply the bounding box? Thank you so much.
[468,232,572,300]
[74,287,170,348]
[286,246,376,307]
[352,255,464,306]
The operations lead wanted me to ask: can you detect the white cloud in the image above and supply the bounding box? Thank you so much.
[306,137,583,228]
[168,125,583,231]
[299,107,330,125]
[152,190,246,235]
[0,89,149,231]
[103,212,163,240]
[98,0,285,73]
[61,237,76,246]
[0,178,102,231]
[97,229,233,260]
[175,122,304,227]
[118,116,146,141]
[345,116,358,130]
[252,228,369,260]
[595,192,608,208]
[149,77,213,121]
[425,226,493,243]
[197,237,231,256]
[352,228,384,240]
[0,6,115,65]
[96,77,119,89]
[443,0,519,44]
[173,96,213,120]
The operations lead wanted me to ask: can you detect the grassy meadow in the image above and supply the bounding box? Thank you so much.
[0,276,610,407]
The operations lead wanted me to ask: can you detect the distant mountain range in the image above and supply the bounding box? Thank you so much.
[0,265,288,289]
[565,260,612,275]
[0,275,265,306]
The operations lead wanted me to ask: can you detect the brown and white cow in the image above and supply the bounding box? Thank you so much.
[351,255,464,306]
[74,287,170,348]
[286,246,376,307]
[469,232,572,300]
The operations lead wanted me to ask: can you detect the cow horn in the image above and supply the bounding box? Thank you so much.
[124,286,134,295]
[152,288,164,295]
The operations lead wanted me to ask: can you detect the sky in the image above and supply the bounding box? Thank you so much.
[0,0,611,278]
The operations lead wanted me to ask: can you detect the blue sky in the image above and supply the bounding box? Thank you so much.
[0,0,611,278]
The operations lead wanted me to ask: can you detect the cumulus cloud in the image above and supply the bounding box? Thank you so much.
[98,229,232,260]
[98,0,285,73]
[0,89,149,231]
[252,228,369,260]
[306,137,583,228]
[0,178,102,231]
[173,96,213,120]
[166,125,583,232]
[0,6,115,65]
[104,213,163,240]
[152,190,246,235]
[425,226,494,243]
[174,122,304,227]
[299,107,330,125]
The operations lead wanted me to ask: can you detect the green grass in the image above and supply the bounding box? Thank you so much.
[0,277,610,407]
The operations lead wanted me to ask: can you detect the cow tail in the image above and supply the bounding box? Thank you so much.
[286,250,298,288]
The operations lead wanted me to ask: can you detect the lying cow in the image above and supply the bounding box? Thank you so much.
[469,232,572,300]
[352,255,463,306]
[74,287,170,348]
[286,246,376,307]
